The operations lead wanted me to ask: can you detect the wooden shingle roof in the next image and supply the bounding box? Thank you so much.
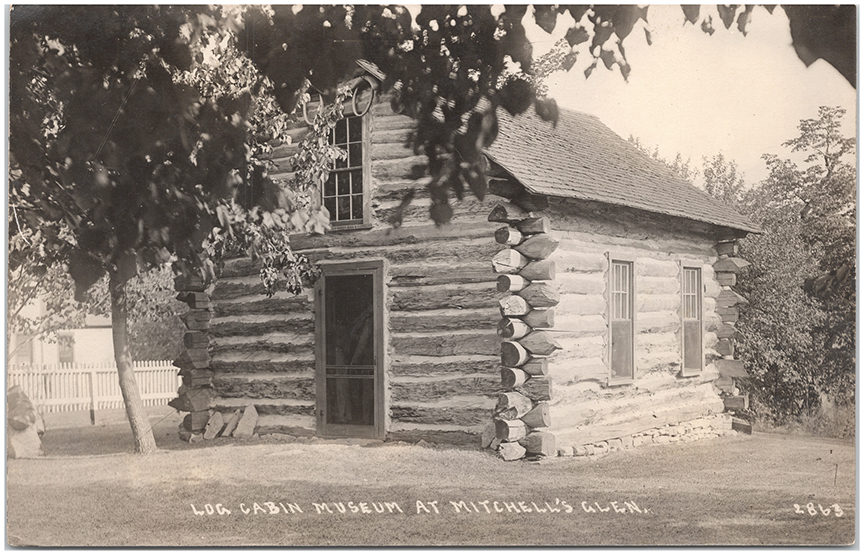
[486,108,760,233]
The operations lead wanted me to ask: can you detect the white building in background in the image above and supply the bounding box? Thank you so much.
[8,299,114,365]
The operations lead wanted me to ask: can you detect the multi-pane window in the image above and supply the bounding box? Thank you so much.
[609,259,635,382]
[324,116,365,224]
[681,266,703,374]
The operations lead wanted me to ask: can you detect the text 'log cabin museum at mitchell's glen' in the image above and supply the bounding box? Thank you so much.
[170,63,760,460]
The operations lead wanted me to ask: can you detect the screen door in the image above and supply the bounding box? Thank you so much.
[315,261,384,438]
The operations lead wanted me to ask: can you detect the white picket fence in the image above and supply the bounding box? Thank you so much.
[7,361,180,418]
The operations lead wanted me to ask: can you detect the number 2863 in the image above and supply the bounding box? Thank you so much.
[794,503,844,517]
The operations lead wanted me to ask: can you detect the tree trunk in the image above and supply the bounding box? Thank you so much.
[110,269,158,455]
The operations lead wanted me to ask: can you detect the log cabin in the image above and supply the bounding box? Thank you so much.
[171,70,760,458]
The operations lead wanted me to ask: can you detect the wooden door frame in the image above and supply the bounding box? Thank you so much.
[314,260,386,439]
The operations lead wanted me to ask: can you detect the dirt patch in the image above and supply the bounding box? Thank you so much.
[7,430,854,546]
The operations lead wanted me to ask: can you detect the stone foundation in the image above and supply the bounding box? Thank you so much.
[554,413,735,457]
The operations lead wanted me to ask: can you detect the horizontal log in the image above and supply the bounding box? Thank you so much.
[553,336,605,361]
[211,400,315,418]
[724,395,749,411]
[389,357,498,377]
[498,441,527,461]
[390,404,491,427]
[510,192,549,213]
[713,257,750,273]
[522,309,554,329]
[516,217,551,235]
[183,332,209,349]
[715,272,737,286]
[497,274,529,292]
[492,249,529,273]
[518,431,556,457]
[495,391,533,419]
[180,310,211,331]
[513,233,559,260]
[553,313,606,336]
[497,318,531,340]
[496,419,528,441]
[371,140,414,161]
[558,293,605,316]
[501,341,530,367]
[174,275,207,292]
[176,291,211,309]
[210,338,313,356]
[518,283,560,307]
[551,357,607,384]
[212,295,312,318]
[499,295,531,317]
[494,226,523,246]
[500,366,528,389]
[517,375,553,401]
[635,276,679,296]
[521,358,549,377]
[304,234,499,266]
[715,338,734,357]
[714,375,735,394]
[714,241,739,257]
[390,309,498,334]
[371,153,428,182]
[635,311,679,334]
[520,402,551,429]
[213,376,315,400]
[636,294,680,313]
[715,322,738,339]
[635,258,681,278]
[715,359,748,378]
[519,260,556,281]
[519,331,562,356]
[391,376,500,402]
[209,318,314,338]
[391,332,499,356]
[370,126,412,144]
[390,283,500,311]
[716,306,739,323]
[557,272,605,295]
[174,349,210,369]
[389,263,497,287]
[554,250,607,273]
[209,359,313,374]
[291,221,493,251]
[488,201,529,224]
[716,289,748,307]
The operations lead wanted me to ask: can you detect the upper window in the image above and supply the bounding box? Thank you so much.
[681,264,703,375]
[608,256,635,383]
[324,115,367,226]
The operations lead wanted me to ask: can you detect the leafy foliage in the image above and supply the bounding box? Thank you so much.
[709,107,856,423]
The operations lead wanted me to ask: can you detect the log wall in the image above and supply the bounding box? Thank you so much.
[204,97,502,438]
[538,198,735,453]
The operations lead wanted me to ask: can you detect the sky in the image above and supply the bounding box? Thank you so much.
[525,5,857,186]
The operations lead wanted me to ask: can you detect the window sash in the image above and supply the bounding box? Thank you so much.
[681,265,703,373]
[325,116,366,224]
[608,258,634,382]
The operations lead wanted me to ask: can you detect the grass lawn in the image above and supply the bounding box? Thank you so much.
[6,419,855,547]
